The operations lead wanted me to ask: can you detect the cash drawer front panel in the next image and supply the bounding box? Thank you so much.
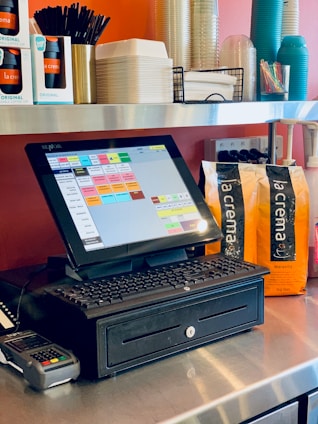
[97,280,263,375]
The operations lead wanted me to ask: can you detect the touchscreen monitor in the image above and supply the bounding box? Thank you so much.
[25,135,222,269]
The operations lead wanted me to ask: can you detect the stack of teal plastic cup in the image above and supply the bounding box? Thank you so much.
[277,35,309,101]
[250,0,283,100]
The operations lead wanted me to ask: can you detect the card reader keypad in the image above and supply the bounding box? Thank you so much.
[31,348,68,367]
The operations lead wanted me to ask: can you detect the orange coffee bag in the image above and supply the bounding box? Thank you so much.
[201,161,259,263]
[256,165,309,296]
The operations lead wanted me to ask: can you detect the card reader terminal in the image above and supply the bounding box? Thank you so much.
[0,330,80,390]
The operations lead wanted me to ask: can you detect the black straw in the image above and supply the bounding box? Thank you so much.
[34,3,111,45]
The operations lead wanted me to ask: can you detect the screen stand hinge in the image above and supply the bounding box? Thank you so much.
[145,248,188,268]
[48,248,188,282]
[65,260,134,282]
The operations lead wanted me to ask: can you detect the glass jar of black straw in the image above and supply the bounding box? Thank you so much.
[0,0,18,35]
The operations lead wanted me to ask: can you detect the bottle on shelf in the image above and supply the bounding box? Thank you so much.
[0,47,22,94]
[277,35,309,101]
[0,0,18,36]
[44,36,61,89]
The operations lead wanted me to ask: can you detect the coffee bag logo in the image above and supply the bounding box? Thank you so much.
[267,165,296,261]
[216,163,244,259]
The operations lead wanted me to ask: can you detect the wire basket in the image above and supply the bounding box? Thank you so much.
[173,67,244,103]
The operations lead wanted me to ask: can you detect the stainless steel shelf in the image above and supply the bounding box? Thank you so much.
[1,101,318,135]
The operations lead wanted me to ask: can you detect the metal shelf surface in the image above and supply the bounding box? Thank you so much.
[0,101,318,135]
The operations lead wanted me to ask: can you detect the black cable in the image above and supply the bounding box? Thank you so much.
[14,264,48,332]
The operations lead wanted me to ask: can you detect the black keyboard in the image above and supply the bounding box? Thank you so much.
[46,254,268,315]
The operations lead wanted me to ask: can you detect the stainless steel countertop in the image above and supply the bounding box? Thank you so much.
[0,101,318,135]
[2,279,318,424]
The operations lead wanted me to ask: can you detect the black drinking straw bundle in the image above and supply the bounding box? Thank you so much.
[34,3,111,45]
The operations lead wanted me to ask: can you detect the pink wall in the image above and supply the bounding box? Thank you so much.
[218,0,318,164]
[0,0,317,271]
[219,0,318,100]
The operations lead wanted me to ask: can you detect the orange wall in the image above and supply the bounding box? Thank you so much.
[29,0,155,43]
[0,0,317,271]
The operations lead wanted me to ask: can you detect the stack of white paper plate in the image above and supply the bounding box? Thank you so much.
[95,39,174,104]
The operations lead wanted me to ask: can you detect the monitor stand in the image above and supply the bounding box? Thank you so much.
[48,248,189,282]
